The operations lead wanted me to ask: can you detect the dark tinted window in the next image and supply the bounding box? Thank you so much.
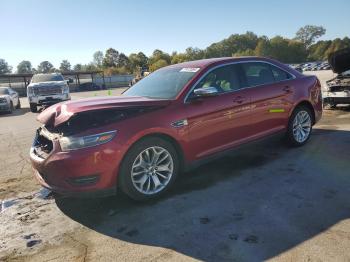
[31,74,64,83]
[194,64,242,93]
[270,65,292,81]
[241,62,274,87]
[0,88,9,95]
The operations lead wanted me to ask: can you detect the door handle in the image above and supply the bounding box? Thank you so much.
[232,96,245,104]
[283,86,292,93]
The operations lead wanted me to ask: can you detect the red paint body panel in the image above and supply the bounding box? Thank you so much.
[30,57,322,195]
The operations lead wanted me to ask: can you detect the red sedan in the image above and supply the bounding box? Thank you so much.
[30,57,322,200]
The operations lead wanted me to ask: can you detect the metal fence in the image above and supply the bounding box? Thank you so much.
[0,74,134,96]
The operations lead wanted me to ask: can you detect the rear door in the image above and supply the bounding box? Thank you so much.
[185,64,251,160]
[239,62,295,139]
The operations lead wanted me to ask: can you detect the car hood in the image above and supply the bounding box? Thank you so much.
[37,96,171,127]
[28,81,66,88]
[328,48,350,74]
[0,95,10,102]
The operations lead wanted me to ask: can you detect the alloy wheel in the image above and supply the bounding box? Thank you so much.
[292,110,311,143]
[131,146,174,195]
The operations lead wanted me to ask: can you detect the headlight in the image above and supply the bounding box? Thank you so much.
[59,131,116,151]
[62,85,69,94]
[27,86,33,95]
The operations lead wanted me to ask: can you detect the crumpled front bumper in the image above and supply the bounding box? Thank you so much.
[29,128,121,197]
[324,90,350,104]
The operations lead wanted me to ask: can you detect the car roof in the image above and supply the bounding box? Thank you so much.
[165,56,285,69]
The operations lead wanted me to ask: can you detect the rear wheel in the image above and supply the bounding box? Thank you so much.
[7,102,13,114]
[118,137,179,201]
[16,99,21,109]
[30,103,37,113]
[286,106,313,147]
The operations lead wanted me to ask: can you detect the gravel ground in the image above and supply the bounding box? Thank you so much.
[1,76,350,261]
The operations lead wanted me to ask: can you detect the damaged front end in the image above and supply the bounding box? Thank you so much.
[32,106,163,158]
[324,48,350,106]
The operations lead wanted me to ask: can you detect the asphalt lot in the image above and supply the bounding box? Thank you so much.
[1,77,350,261]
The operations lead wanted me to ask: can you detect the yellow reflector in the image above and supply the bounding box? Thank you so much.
[269,109,285,113]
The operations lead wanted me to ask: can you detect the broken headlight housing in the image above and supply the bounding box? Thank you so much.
[59,130,116,151]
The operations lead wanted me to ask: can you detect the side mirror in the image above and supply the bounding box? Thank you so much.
[193,86,219,97]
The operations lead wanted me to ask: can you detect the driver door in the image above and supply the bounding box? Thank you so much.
[185,64,251,160]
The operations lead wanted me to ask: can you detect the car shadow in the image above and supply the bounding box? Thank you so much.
[56,128,350,261]
[0,107,31,117]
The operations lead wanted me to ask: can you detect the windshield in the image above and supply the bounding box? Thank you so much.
[341,70,350,76]
[31,74,64,83]
[123,67,199,99]
[0,88,9,95]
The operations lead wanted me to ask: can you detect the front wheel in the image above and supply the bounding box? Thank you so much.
[30,103,37,113]
[286,106,313,147]
[118,137,179,201]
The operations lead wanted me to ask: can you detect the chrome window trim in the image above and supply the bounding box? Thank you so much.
[184,60,296,103]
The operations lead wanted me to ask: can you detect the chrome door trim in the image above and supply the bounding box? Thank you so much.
[184,60,296,104]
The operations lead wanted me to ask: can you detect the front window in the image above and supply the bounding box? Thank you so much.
[123,67,198,99]
[194,64,242,93]
[31,74,64,83]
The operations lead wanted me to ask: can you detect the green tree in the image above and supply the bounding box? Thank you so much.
[149,49,171,65]
[37,61,54,73]
[171,52,188,64]
[149,59,168,72]
[73,64,82,71]
[93,51,103,67]
[295,25,326,48]
[17,60,32,73]
[59,60,71,72]
[185,47,204,60]
[117,53,130,68]
[103,48,119,67]
[0,59,12,74]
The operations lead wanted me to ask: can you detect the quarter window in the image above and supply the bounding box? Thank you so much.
[194,64,242,94]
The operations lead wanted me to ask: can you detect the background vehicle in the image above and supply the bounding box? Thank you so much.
[324,48,350,107]
[0,87,21,114]
[30,57,322,201]
[27,73,71,113]
[78,82,103,91]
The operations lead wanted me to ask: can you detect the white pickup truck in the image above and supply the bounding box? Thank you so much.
[27,73,71,112]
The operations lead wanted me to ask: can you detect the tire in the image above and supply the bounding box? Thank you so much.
[16,99,21,109]
[7,102,13,114]
[330,103,337,109]
[118,137,179,201]
[286,106,313,147]
[30,103,37,113]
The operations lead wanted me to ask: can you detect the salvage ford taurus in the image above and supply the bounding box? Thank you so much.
[30,57,322,201]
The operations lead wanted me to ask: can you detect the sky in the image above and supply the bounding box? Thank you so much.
[1,0,349,69]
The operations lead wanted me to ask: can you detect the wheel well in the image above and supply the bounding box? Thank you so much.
[294,101,316,124]
[130,133,185,172]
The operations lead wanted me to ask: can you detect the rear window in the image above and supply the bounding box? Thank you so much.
[241,62,292,87]
[241,62,275,87]
[31,74,64,83]
[270,65,293,81]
